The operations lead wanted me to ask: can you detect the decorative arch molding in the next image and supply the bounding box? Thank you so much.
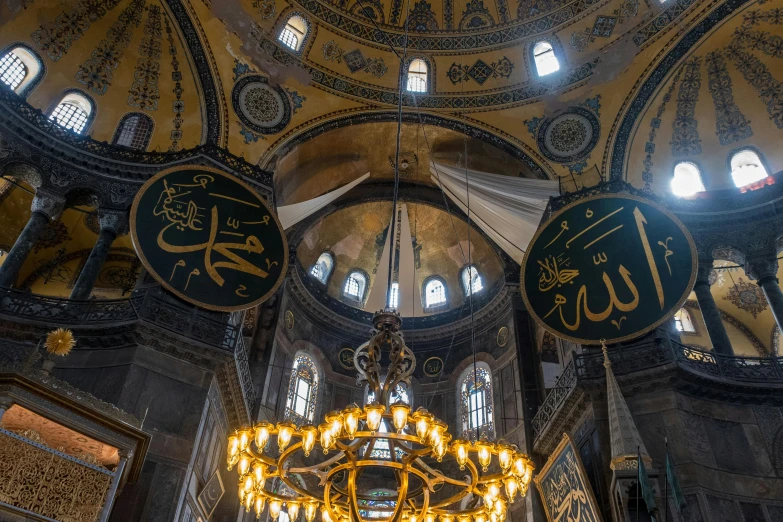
[263,111,550,180]
[607,0,755,181]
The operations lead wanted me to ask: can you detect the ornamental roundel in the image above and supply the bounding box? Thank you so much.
[338,347,355,369]
[232,75,292,134]
[423,357,444,377]
[497,326,509,347]
[285,310,295,330]
[536,107,600,164]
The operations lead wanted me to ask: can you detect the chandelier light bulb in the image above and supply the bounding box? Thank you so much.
[305,501,318,522]
[458,515,472,522]
[238,486,246,502]
[364,403,385,433]
[255,422,272,451]
[497,444,512,473]
[343,405,361,439]
[238,456,250,476]
[255,496,266,518]
[439,515,454,522]
[493,499,507,518]
[301,425,318,456]
[319,423,334,453]
[269,500,282,520]
[488,482,501,502]
[244,475,254,493]
[239,430,251,451]
[490,514,499,522]
[452,439,469,470]
[321,507,332,522]
[253,463,265,487]
[429,420,446,448]
[391,402,410,433]
[521,465,532,486]
[228,435,239,456]
[277,423,295,452]
[513,456,526,477]
[474,514,487,522]
[424,514,436,522]
[477,441,493,472]
[504,476,519,502]
[245,491,255,513]
[325,411,343,438]
[413,408,433,442]
[288,501,301,521]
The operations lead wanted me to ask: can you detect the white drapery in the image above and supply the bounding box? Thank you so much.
[277,173,370,229]
[429,162,559,263]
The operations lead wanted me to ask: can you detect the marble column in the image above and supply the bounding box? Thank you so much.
[693,261,734,355]
[746,257,783,354]
[0,189,65,288]
[70,210,129,300]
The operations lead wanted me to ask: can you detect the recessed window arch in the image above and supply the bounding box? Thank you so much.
[460,264,484,297]
[0,44,43,96]
[674,307,695,333]
[344,270,368,301]
[671,161,706,197]
[423,277,448,309]
[532,40,560,77]
[730,148,770,188]
[279,14,308,52]
[406,58,429,93]
[285,352,319,424]
[112,113,154,150]
[458,363,495,440]
[48,90,95,135]
[310,251,335,284]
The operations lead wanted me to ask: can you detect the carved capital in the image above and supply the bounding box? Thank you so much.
[745,256,779,284]
[31,189,66,221]
[98,209,129,236]
[695,260,715,286]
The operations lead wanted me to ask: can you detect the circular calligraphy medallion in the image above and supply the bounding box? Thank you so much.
[130,165,288,312]
[520,193,697,344]
[285,310,295,330]
[232,75,291,134]
[497,326,509,347]
[338,347,355,369]
[423,356,444,377]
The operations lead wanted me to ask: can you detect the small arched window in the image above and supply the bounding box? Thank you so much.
[406,58,428,93]
[730,149,770,188]
[533,41,559,77]
[388,282,399,309]
[459,365,494,440]
[671,161,705,197]
[285,353,319,424]
[112,113,154,150]
[674,308,695,333]
[310,252,334,284]
[424,278,447,308]
[48,91,93,134]
[344,270,368,300]
[461,265,483,296]
[0,46,42,95]
[279,15,308,52]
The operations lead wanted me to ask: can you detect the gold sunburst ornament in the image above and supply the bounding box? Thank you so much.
[45,328,76,356]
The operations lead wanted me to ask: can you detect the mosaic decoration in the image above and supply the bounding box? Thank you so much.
[526,99,601,164]
[75,0,146,95]
[535,434,603,522]
[640,68,682,190]
[390,0,404,24]
[164,15,184,151]
[459,0,495,29]
[496,325,509,347]
[349,0,386,23]
[570,0,637,52]
[338,347,355,369]
[407,0,439,31]
[723,277,768,318]
[129,165,288,311]
[31,0,122,61]
[321,41,388,78]
[444,0,454,29]
[128,5,162,111]
[233,59,252,81]
[33,220,70,253]
[251,0,276,19]
[521,194,697,344]
[517,0,559,21]
[670,57,702,156]
[719,308,769,355]
[728,48,783,129]
[497,0,511,23]
[232,75,292,135]
[285,88,307,113]
[446,57,514,85]
[98,262,142,294]
[704,51,753,145]
[423,356,444,376]
[285,354,319,424]
[238,122,267,143]
[632,0,700,47]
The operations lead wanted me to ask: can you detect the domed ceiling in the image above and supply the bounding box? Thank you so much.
[296,200,504,313]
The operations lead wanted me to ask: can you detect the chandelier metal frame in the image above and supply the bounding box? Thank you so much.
[227,311,534,522]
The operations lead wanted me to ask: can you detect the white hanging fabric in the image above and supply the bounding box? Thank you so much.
[429,162,559,264]
[277,172,370,229]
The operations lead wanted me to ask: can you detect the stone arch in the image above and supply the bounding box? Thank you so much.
[1,162,42,188]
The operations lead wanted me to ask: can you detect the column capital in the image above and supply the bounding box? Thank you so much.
[98,209,129,237]
[745,256,778,284]
[696,260,715,286]
[31,189,66,221]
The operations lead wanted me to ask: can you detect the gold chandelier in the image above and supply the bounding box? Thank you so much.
[227,311,535,522]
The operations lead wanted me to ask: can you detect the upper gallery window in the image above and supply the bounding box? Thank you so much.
[388,282,399,309]
[671,161,705,197]
[285,354,319,424]
[424,278,447,309]
[310,252,334,284]
[112,113,154,150]
[533,41,560,77]
[730,149,770,188]
[48,91,93,134]
[461,265,484,296]
[279,15,307,52]
[0,46,42,94]
[674,308,695,333]
[344,270,368,300]
[406,58,428,93]
[460,365,495,440]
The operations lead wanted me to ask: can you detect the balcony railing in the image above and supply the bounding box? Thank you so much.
[531,359,576,441]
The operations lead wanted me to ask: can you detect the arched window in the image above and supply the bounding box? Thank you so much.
[285,354,319,424]
[671,161,705,197]
[533,41,560,77]
[388,282,399,309]
[674,308,695,333]
[310,252,334,284]
[730,149,770,188]
[359,489,397,519]
[48,91,93,134]
[0,46,42,95]
[461,265,483,296]
[459,365,494,440]
[112,113,154,150]
[344,270,368,300]
[279,15,308,52]
[424,278,447,309]
[406,58,428,93]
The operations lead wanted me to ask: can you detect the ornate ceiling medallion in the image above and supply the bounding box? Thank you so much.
[536,107,600,164]
[232,75,292,135]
